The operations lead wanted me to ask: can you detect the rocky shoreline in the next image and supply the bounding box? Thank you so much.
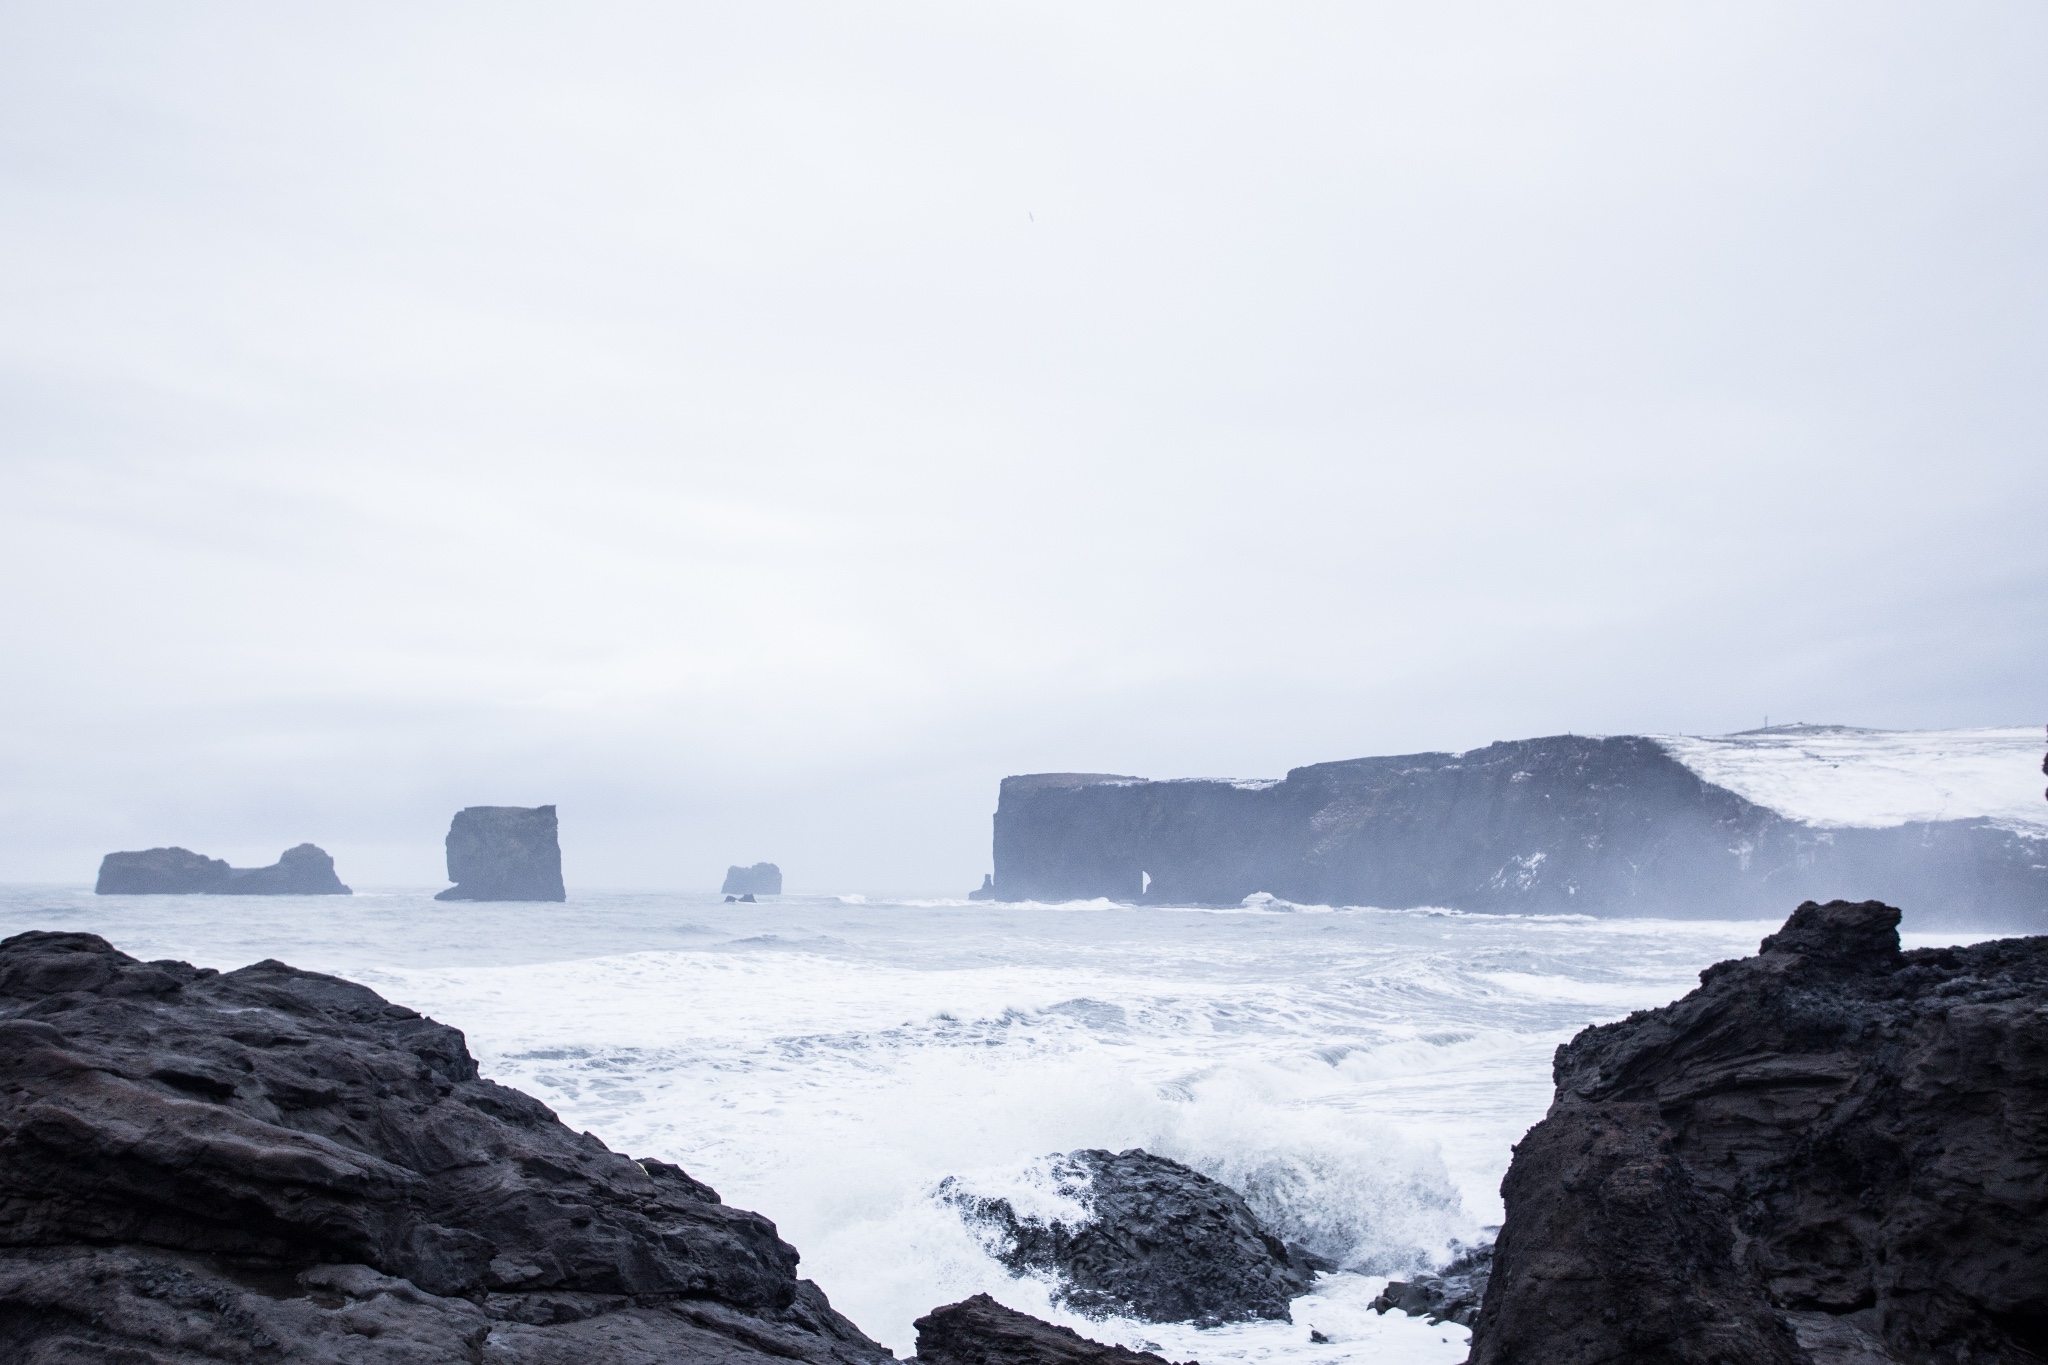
[5,899,2042,1364]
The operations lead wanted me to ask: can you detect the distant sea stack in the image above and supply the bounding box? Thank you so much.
[435,805,565,902]
[722,862,782,897]
[980,727,2048,928]
[95,844,351,895]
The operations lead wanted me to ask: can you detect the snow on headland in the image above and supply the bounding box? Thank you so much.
[1654,726,2047,834]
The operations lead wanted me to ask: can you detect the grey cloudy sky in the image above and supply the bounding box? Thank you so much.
[2,2,2042,891]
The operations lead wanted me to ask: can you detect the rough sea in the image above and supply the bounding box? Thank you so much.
[0,888,1994,1364]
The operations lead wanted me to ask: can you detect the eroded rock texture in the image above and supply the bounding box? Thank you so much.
[1471,900,2048,1365]
[912,1294,1190,1365]
[942,1148,1316,1327]
[436,805,565,902]
[0,930,888,1364]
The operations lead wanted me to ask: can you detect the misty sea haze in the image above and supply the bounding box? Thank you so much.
[0,887,1995,1364]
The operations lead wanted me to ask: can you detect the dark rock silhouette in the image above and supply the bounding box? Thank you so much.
[913,1294,1191,1365]
[1369,1240,1491,1327]
[722,862,783,896]
[0,930,888,1364]
[219,842,352,894]
[980,738,2048,928]
[1470,900,2048,1365]
[969,873,998,900]
[95,844,351,895]
[94,846,231,894]
[941,1148,1316,1326]
[436,805,565,902]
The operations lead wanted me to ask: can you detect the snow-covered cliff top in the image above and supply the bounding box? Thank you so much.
[1654,726,2047,833]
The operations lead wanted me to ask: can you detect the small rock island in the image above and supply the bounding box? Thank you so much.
[435,805,566,902]
[94,843,351,895]
[722,862,782,897]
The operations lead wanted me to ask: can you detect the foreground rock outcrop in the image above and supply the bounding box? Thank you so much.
[913,1295,1190,1365]
[1370,1240,1491,1328]
[95,844,351,895]
[980,736,2048,927]
[941,1149,1316,1326]
[0,930,888,1364]
[722,863,783,896]
[1470,900,2048,1365]
[436,804,566,902]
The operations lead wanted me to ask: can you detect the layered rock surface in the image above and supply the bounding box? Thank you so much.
[941,1148,1317,1326]
[95,844,351,896]
[0,930,887,1364]
[1470,900,2048,1365]
[981,736,2048,927]
[436,805,565,902]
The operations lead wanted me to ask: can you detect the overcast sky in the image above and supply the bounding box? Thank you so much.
[2,2,2042,891]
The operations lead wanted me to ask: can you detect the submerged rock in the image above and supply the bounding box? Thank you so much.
[913,1294,1192,1365]
[1470,899,2048,1365]
[1369,1240,1491,1327]
[941,1148,1318,1327]
[723,862,783,896]
[436,804,565,902]
[95,843,351,895]
[0,929,888,1364]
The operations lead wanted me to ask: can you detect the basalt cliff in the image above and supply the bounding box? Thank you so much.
[436,805,566,902]
[979,731,2047,928]
[1471,900,2048,1365]
[0,930,887,1364]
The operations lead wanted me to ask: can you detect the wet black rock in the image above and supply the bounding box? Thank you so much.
[722,863,783,896]
[0,929,889,1365]
[1369,1240,1491,1328]
[435,804,565,902]
[95,844,351,895]
[941,1149,1316,1327]
[913,1294,1192,1365]
[1470,900,2048,1365]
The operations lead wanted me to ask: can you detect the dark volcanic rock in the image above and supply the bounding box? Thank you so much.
[913,1294,1191,1365]
[436,804,565,902]
[0,930,888,1365]
[96,844,351,896]
[95,846,232,894]
[1369,1240,1492,1328]
[1470,900,2048,1365]
[219,843,352,895]
[941,1149,1315,1327]
[722,863,783,896]
[981,738,2048,928]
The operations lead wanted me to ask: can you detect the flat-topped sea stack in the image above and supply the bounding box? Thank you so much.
[1470,900,2048,1364]
[722,862,782,896]
[436,805,565,902]
[980,727,2048,928]
[95,843,351,895]
[0,930,890,1364]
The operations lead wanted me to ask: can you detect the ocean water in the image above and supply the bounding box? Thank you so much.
[0,888,1993,1363]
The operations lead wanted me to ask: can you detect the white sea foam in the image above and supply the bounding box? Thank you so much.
[0,888,1992,1363]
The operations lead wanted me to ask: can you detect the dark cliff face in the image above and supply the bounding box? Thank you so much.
[0,930,888,1364]
[96,844,352,896]
[436,804,566,902]
[1470,901,2048,1365]
[985,737,2048,926]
